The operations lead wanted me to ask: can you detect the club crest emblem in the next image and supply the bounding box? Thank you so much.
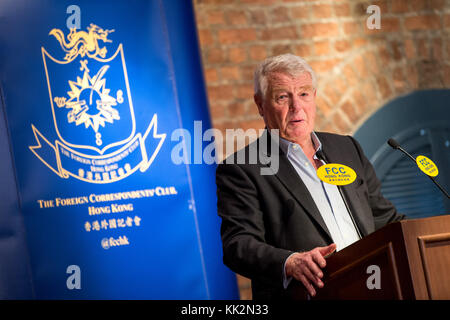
[30,24,165,183]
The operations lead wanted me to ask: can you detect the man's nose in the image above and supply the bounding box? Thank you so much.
[289,94,303,111]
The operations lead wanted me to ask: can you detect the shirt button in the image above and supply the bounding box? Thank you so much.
[304,162,309,166]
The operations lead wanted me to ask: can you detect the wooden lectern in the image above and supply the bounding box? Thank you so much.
[287,215,450,300]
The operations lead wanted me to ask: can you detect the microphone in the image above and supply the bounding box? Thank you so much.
[315,150,327,163]
[387,138,400,149]
[387,138,449,199]
[315,149,363,239]
[387,138,415,162]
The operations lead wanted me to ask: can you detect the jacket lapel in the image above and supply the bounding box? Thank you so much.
[317,133,370,237]
[258,131,333,241]
[338,180,369,237]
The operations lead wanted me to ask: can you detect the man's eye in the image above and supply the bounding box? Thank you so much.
[276,95,288,102]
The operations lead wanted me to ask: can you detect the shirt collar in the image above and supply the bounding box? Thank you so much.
[276,131,323,157]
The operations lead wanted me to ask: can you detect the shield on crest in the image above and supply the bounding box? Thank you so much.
[42,43,136,155]
[30,24,166,184]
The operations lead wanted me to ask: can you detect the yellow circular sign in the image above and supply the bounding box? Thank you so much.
[416,155,439,177]
[317,163,357,186]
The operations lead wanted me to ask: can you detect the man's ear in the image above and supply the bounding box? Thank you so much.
[254,93,264,117]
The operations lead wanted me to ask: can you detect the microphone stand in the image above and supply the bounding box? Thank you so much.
[316,150,363,239]
[387,139,449,199]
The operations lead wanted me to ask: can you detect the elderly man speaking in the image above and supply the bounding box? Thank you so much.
[216,53,404,300]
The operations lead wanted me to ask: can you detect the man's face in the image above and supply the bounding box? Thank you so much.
[255,72,317,146]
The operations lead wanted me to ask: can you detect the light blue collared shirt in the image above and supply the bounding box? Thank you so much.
[278,132,360,288]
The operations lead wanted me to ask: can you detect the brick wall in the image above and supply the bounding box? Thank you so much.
[193,0,450,299]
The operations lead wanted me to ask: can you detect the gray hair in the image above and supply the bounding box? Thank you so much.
[254,53,317,98]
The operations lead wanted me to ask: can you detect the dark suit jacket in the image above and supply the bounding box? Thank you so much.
[216,130,404,300]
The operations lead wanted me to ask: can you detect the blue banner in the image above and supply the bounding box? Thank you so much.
[0,0,238,299]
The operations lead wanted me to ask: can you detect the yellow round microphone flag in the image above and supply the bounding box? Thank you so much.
[317,163,357,186]
[416,155,439,177]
